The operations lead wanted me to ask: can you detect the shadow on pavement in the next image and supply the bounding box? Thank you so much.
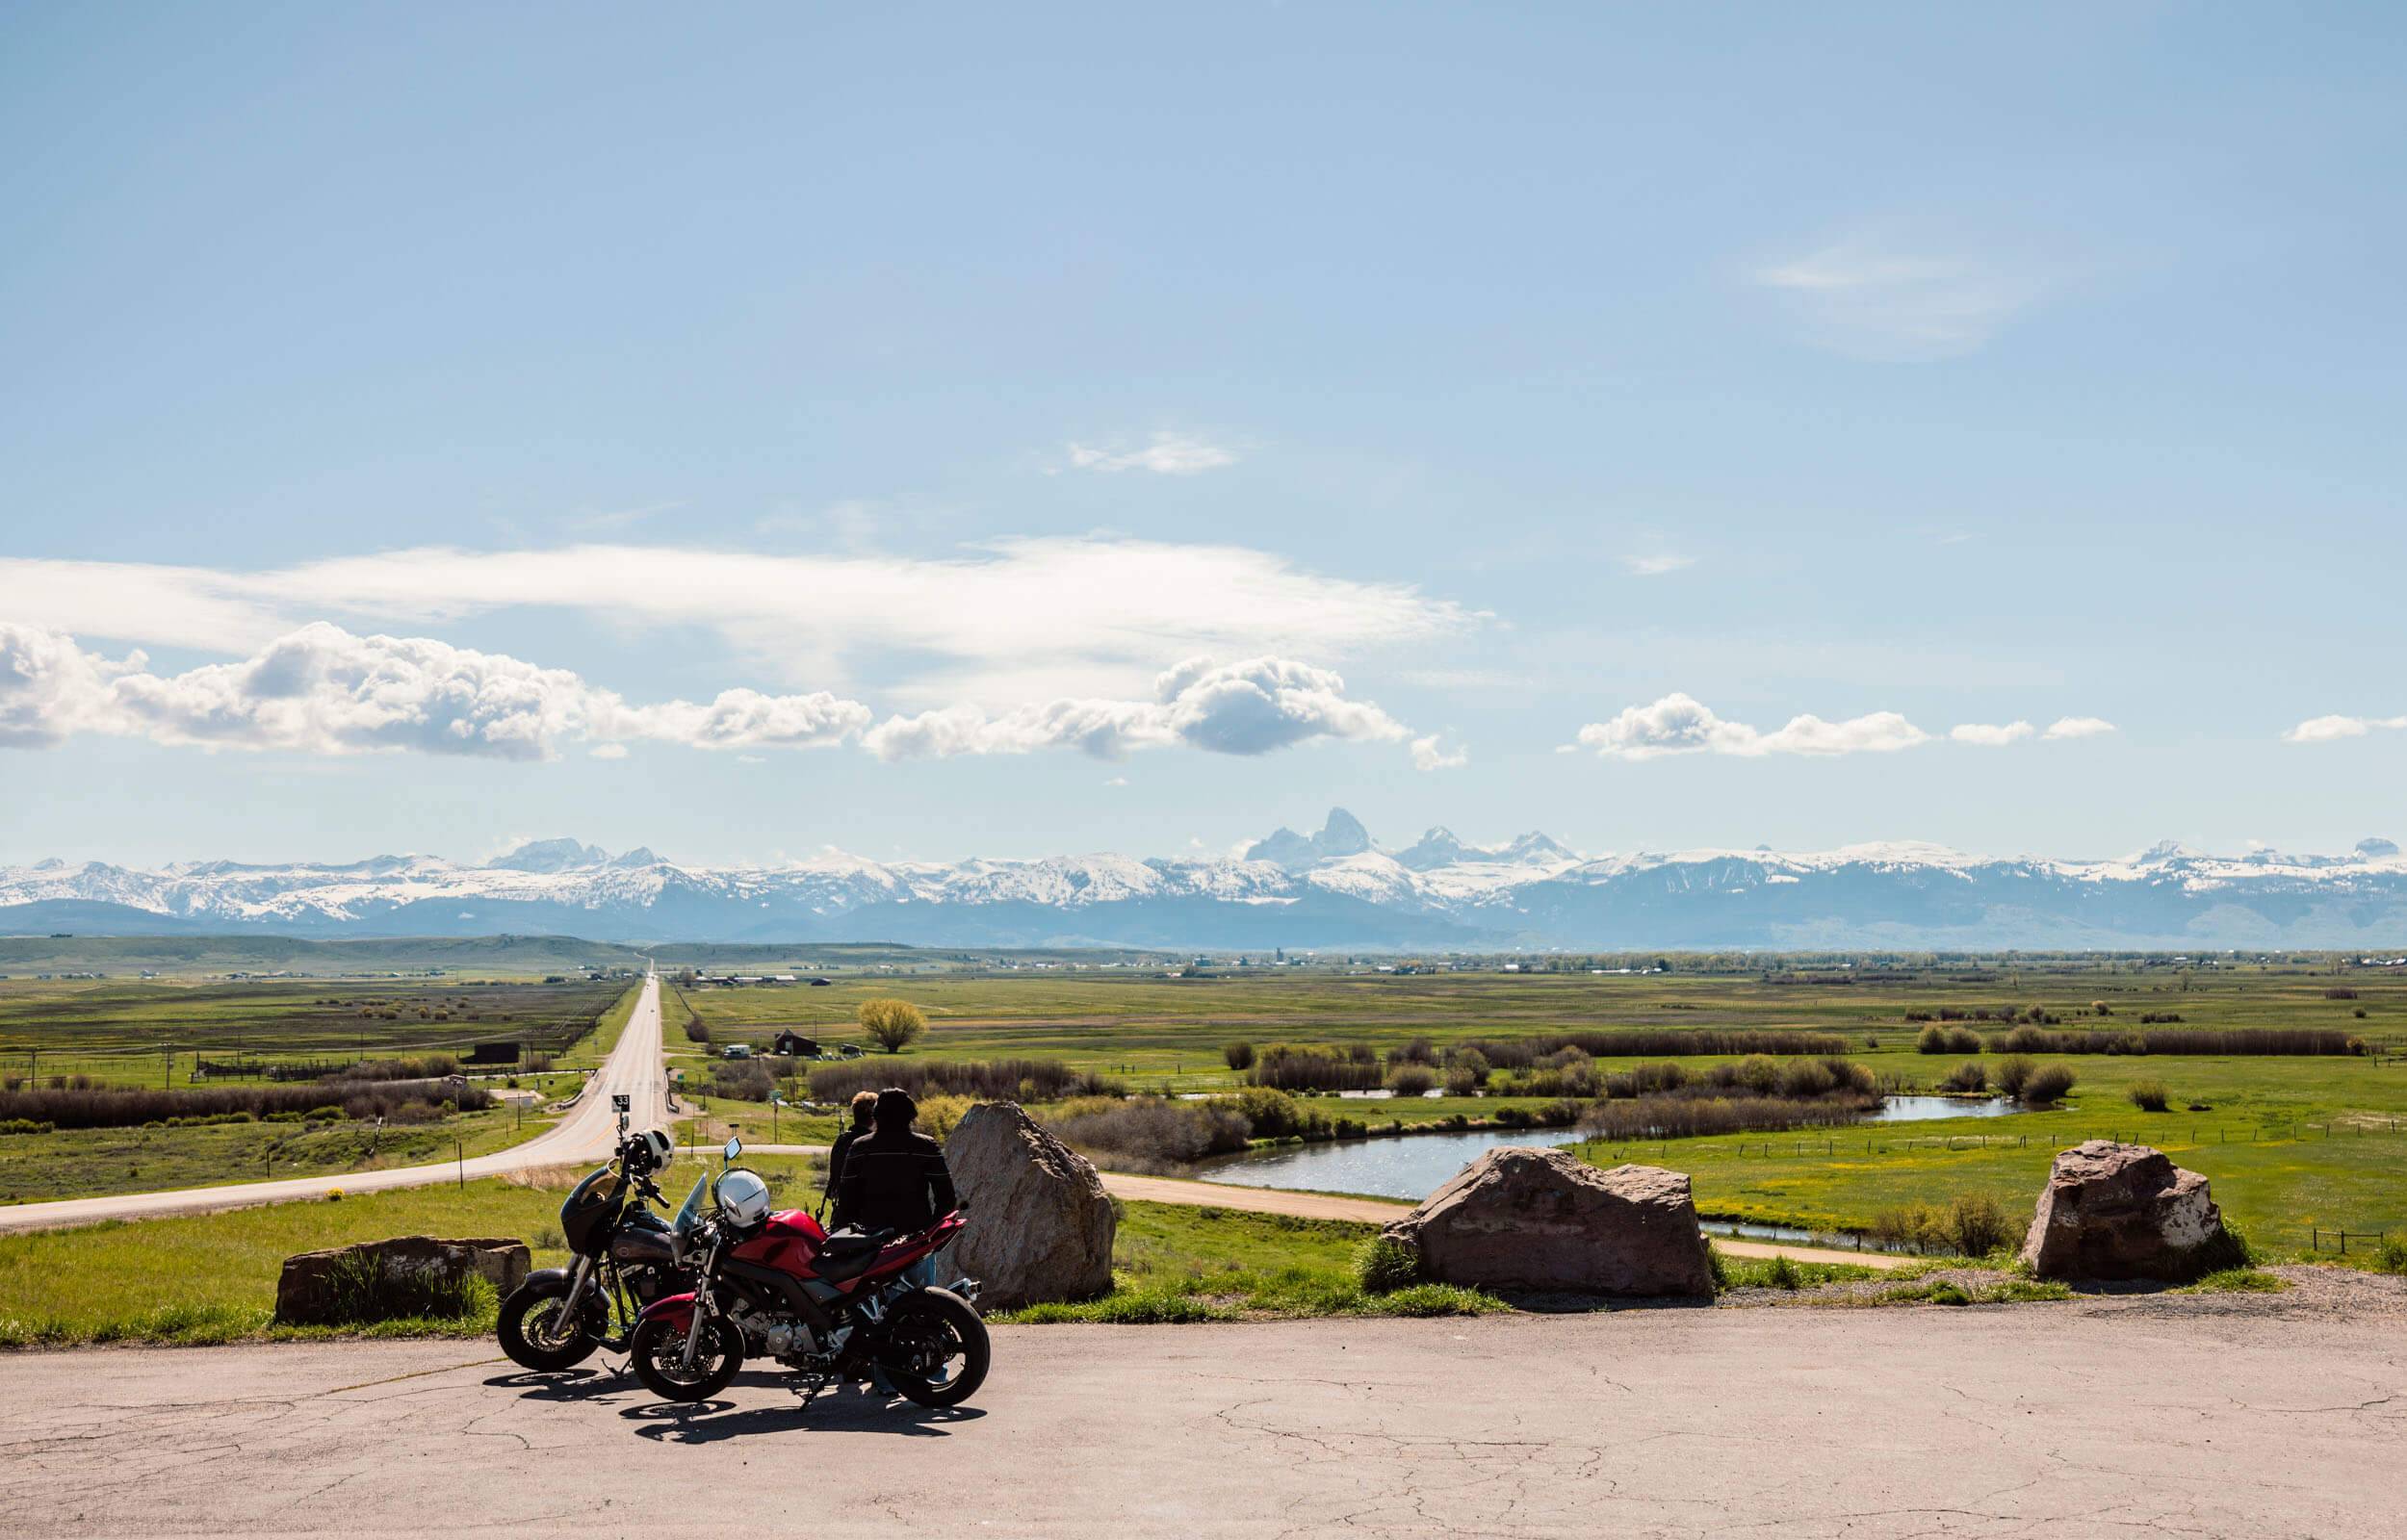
[620,1380,986,1444]
[485,1367,643,1403]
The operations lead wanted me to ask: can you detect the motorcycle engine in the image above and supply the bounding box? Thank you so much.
[622,1264,672,1303]
[726,1299,818,1358]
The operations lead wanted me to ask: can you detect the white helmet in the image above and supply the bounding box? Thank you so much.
[716,1168,771,1227]
[632,1129,673,1173]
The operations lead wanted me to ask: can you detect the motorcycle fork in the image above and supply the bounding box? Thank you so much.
[680,1253,721,1371]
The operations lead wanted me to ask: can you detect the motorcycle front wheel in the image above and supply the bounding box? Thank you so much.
[629,1316,743,1402]
[877,1288,990,1409]
[497,1273,606,1372]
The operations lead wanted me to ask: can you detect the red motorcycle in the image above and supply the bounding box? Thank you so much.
[628,1137,988,1409]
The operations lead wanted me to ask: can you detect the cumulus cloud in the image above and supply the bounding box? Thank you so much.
[1570,693,1929,760]
[1951,721,2035,747]
[0,537,1469,706]
[2,621,869,761]
[2041,716,2117,740]
[1573,696,2120,760]
[1410,734,1469,771]
[0,622,141,748]
[864,655,1408,762]
[2285,713,2407,744]
[1063,433,1235,475]
[1621,554,1695,578]
[1751,236,2051,361]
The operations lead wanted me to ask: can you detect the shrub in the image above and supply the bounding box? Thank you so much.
[1218,1086,1321,1140]
[1458,1029,1848,1067]
[1947,1193,2016,1257]
[859,997,926,1054]
[917,1094,973,1140]
[1391,1038,1437,1066]
[806,1057,1111,1104]
[1356,1235,1422,1294]
[1938,1061,1988,1093]
[1247,1043,1385,1092]
[1385,1065,1438,1097]
[2019,1064,2077,1104]
[1222,1041,1255,1072]
[711,1060,776,1102]
[1442,1065,1484,1097]
[0,1080,486,1131]
[1992,1055,2035,1097]
[2127,1079,2170,1113]
[1442,1046,1490,1086]
[1044,1096,1251,1166]
[1916,1024,1982,1055]
[1765,1255,1803,1291]
[2375,1236,2407,1276]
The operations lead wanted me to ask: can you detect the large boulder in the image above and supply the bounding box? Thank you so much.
[274,1235,531,1325]
[2020,1142,2242,1282]
[933,1102,1114,1310]
[1382,1148,1715,1297]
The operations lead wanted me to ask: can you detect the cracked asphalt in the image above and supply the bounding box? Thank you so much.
[2,1303,2399,1538]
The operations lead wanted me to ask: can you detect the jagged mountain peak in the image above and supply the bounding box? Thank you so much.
[1245,808,1373,870]
[485,837,610,873]
[610,846,665,868]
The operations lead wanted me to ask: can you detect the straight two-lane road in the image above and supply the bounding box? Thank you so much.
[0,974,674,1235]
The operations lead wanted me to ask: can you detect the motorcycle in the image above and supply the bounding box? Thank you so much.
[627,1135,988,1410]
[496,1098,691,1372]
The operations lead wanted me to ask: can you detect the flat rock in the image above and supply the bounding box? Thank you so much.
[1382,1148,1715,1296]
[273,1235,531,1325]
[2020,1141,2239,1282]
[934,1102,1114,1310]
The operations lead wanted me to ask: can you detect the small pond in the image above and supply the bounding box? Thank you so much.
[1193,1094,2026,1201]
[1867,1094,2017,1123]
[1194,1125,1585,1200]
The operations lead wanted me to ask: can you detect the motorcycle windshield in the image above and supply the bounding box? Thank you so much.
[670,1172,709,1245]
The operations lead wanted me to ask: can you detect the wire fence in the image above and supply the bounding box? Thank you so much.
[2309,1228,2392,1256]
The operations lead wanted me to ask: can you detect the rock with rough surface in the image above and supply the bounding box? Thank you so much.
[1381,1148,1715,1296]
[933,1102,1114,1310]
[2020,1142,2239,1282]
[273,1235,530,1325]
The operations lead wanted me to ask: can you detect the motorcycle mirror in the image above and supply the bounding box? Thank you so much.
[723,1136,742,1161]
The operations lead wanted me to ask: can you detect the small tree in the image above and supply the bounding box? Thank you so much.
[859,997,926,1055]
[1223,1041,1255,1072]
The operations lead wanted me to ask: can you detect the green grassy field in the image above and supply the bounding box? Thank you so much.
[0,976,628,1087]
[682,963,2407,1251]
[0,981,642,1204]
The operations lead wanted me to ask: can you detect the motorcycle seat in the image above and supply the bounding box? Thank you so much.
[813,1227,896,1281]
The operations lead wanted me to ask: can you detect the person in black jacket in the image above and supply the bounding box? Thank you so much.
[821,1091,878,1227]
[835,1089,956,1283]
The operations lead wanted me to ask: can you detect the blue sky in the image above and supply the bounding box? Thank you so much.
[3,3,2402,868]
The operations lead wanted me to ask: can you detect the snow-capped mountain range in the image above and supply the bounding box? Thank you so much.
[4,814,2404,950]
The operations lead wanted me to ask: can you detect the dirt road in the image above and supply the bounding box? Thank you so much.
[2,1303,2396,1538]
[0,975,673,1235]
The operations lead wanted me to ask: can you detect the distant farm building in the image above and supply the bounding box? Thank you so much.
[466,1041,522,1065]
[772,1030,819,1058]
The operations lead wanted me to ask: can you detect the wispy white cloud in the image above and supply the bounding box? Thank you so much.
[2285,713,2407,744]
[0,538,1470,708]
[1621,553,1695,578]
[1951,721,2035,747]
[1062,432,1235,475]
[1410,734,1469,772]
[2041,716,2117,741]
[1751,235,2051,361]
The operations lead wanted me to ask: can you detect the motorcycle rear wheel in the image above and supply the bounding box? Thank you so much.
[630,1316,743,1402]
[497,1274,605,1373]
[878,1288,990,1409]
